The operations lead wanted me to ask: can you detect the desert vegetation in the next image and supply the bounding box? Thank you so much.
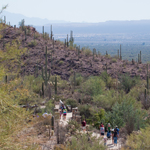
[1,6,150,149]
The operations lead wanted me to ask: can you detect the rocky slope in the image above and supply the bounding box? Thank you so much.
[0,25,148,80]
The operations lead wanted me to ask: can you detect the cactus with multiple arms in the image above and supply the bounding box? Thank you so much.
[42,46,50,86]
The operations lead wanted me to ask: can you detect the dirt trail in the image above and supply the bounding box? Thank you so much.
[55,104,121,150]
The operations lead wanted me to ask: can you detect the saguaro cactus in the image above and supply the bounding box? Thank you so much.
[34,65,38,78]
[42,46,50,86]
[42,26,44,38]
[51,116,54,130]
[41,82,44,97]
[50,25,53,40]
[118,49,119,58]
[147,64,149,90]
[120,44,122,60]
[4,16,6,24]
[69,30,74,47]
[53,37,54,49]
[55,76,57,95]
[140,51,142,64]
[25,28,27,41]
[67,34,69,47]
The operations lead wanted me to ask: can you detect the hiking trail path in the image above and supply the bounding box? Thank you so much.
[55,104,122,150]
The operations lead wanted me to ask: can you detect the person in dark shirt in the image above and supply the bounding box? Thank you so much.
[82,119,86,132]
[113,128,118,146]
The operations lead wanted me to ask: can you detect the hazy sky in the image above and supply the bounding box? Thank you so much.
[1,0,150,22]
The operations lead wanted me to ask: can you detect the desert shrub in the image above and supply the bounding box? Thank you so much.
[100,71,114,89]
[58,60,64,65]
[78,104,92,120]
[65,99,78,109]
[126,126,150,149]
[83,47,92,56]
[68,134,106,150]
[111,58,117,63]
[69,73,84,86]
[44,32,49,40]
[81,76,105,96]
[119,74,140,93]
[44,100,55,114]
[109,98,147,134]
[28,40,37,47]
[93,89,124,111]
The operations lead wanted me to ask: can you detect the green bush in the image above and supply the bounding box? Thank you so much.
[119,74,140,93]
[44,100,55,114]
[81,76,105,96]
[65,99,78,109]
[69,73,84,86]
[109,98,147,134]
[111,58,117,63]
[28,41,37,47]
[68,134,106,150]
[58,61,64,65]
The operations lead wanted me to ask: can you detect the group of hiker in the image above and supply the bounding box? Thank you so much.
[59,100,119,146]
[82,120,119,146]
[100,122,119,146]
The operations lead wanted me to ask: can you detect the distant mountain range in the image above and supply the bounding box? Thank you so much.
[1,11,70,26]
[1,11,150,35]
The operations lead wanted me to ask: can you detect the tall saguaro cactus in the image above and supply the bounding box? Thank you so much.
[67,34,69,47]
[42,26,44,38]
[140,51,142,64]
[120,44,122,60]
[25,28,27,41]
[147,64,149,90]
[55,76,57,95]
[69,30,74,47]
[118,49,119,58]
[42,46,50,86]
[50,25,53,40]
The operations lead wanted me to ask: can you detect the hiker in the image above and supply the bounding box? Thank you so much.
[60,104,65,118]
[116,126,119,138]
[107,130,111,140]
[100,122,105,137]
[113,128,118,146]
[82,119,86,132]
[107,123,111,132]
[63,108,67,120]
[111,129,114,144]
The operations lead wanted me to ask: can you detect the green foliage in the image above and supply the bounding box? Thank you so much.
[44,100,55,114]
[65,99,78,108]
[82,47,92,56]
[81,76,105,96]
[28,40,37,47]
[119,74,140,93]
[111,58,117,63]
[68,134,106,150]
[93,89,123,111]
[69,73,83,86]
[109,99,147,134]
[58,60,64,65]
[126,126,150,149]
